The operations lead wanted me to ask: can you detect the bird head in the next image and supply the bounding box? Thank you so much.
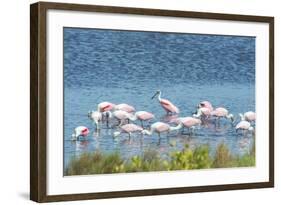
[87,111,93,118]
[151,90,161,99]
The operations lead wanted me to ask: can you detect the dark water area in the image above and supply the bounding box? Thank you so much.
[63,28,255,171]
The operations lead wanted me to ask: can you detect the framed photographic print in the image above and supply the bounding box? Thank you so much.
[30,1,274,202]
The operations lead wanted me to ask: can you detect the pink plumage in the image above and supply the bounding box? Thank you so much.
[152,90,179,114]
[135,111,154,121]
[198,101,214,111]
[120,124,143,133]
[211,107,229,117]
[115,103,135,113]
[236,120,253,131]
[179,117,201,128]
[240,111,256,122]
[98,102,115,112]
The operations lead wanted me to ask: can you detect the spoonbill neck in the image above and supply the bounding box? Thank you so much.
[158,91,162,101]
[170,123,182,131]
[142,129,152,135]
[128,113,137,121]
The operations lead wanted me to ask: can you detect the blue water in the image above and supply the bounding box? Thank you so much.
[63,28,255,172]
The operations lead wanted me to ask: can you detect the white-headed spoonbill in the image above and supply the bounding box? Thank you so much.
[88,111,102,130]
[113,123,143,139]
[71,126,90,141]
[239,111,256,122]
[142,122,182,138]
[211,107,234,122]
[172,117,201,133]
[151,90,179,115]
[235,120,254,134]
[129,111,154,127]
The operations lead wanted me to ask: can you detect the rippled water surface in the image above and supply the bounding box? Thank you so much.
[63,28,255,171]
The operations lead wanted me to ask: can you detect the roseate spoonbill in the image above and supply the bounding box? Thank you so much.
[172,117,201,133]
[97,101,115,112]
[198,101,214,111]
[115,103,135,113]
[235,120,254,133]
[97,101,115,125]
[111,110,132,126]
[71,126,90,141]
[239,111,256,122]
[142,122,182,138]
[195,107,234,122]
[211,107,234,122]
[130,111,154,127]
[193,107,212,118]
[113,123,143,138]
[151,90,179,114]
[88,111,102,130]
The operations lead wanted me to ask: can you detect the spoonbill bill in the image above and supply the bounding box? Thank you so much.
[88,111,102,130]
[142,122,182,138]
[151,90,179,114]
[71,126,90,141]
[113,123,143,138]
[129,111,154,127]
[239,111,256,122]
[235,120,254,133]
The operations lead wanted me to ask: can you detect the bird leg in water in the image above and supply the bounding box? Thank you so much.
[157,136,161,146]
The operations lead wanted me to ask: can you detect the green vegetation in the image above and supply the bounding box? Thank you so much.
[65,143,255,176]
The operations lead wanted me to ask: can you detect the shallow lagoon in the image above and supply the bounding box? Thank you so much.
[63,28,255,171]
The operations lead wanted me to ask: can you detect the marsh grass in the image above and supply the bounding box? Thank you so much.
[65,142,255,176]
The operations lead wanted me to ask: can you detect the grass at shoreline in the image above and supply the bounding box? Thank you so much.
[65,143,255,176]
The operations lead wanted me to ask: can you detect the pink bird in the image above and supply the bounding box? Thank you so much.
[171,117,201,134]
[239,111,256,122]
[111,110,132,125]
[142,122,182,138]
[193,107,212,118]
[235,120,254,133]
[130,111,154,127]
[198,101,214,111]
[97,101,115,112]
[113,123,143,138]
[97,101,116,125]
[177,117,201,129]
[88,111,102,130]
[151,90,179,114]
[211,107,234,122]
[115,103,135,113]
[71,126,90,141]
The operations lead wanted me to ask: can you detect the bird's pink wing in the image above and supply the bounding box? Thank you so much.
[160,99,179,113]
[139,112,154,120]
[157,123,170,132]
[100,102,115,112]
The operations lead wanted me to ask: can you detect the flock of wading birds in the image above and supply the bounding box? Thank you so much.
[71,90,256,141]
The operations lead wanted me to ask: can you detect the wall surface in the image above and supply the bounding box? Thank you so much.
[0,0,279,204]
